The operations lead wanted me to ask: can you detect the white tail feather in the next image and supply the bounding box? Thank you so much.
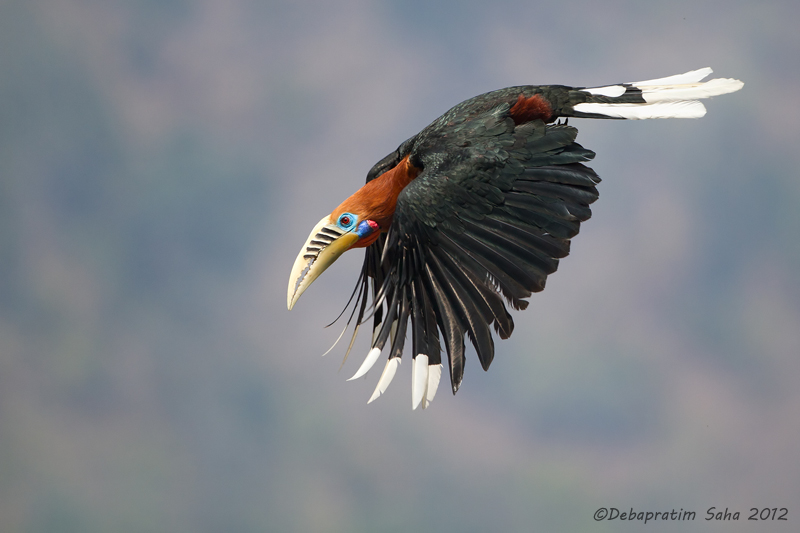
[578,67,743,120]
[632,67,713,86]
[638,77,744,103]
[574,100,707,120]
[584,85,626,97]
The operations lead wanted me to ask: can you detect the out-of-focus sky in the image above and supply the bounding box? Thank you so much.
[1,0,798,531]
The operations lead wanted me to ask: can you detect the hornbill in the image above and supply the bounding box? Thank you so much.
[288,68,743,409]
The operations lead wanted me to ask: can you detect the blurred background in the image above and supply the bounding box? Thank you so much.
[1,0,798,531]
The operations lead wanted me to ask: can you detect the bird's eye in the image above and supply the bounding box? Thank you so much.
[337,212,358,231]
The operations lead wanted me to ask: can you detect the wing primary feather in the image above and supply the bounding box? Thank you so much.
[338,322,361,371]
[455,262,514,339]
[459,217,560,279]
[372,287,400,351]
[433,239,514,339]
[524,148,595,167]
[519,163,600,187]
[324,265,367,328]
[427,249,496,370]
[439,235,531,309]
[428,247,494,321]
[488,210,576,250]
[374,285,386,324]
[423,264,465,393]
[380,226,395,265]
[410,281,426,360]
[436,232,532,306]
[340,267,371,370]
[358,276,395,326]
[367,273,397,322]
[326,269,368,359]
[321,321,350,358]
[512,181,599,211]
[473,215,570,259]
[420,278,443,367]
[411,276,442,367]
[389,288,411,359]
[448,229,548,294]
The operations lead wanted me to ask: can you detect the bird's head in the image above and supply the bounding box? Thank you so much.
[287,155,419,310]
[286,193,382,311]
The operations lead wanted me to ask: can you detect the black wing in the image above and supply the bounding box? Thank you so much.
[345,101,599,406]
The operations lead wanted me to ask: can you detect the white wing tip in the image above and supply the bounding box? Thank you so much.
[347,347,381,381]
[422,364,443,409]
[367,357,400,404]
[355,354,443,409]
[411,354,429,410]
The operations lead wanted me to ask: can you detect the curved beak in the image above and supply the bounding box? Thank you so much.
[287,216,359,310]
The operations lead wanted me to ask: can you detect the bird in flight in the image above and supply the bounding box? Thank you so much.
[288,67,743,409]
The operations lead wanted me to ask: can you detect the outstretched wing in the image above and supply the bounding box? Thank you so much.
[347,103,600,408]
